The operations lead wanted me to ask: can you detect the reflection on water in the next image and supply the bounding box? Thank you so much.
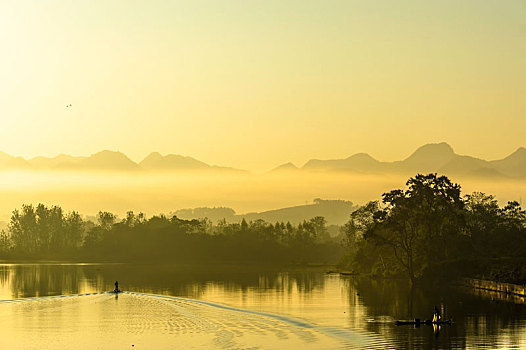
[0,263,525,349]
[351,278,526,349]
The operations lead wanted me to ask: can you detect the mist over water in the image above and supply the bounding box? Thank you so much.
[0,170,524,222]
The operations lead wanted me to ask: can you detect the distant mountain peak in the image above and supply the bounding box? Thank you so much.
[270,162,299,172]
[488,146,526,177]
[146,151,162,157]
[401,142,456,170]
[88,150,136,162]
[93,150,124,156]
[496,147,526,162]
[140,152,210,170]
[278,162,298,168]
[302,151,382,172]
[142,152,163,162]
[407,142,455,157]
[510,147,526,156]
[346,153,376,160]
[79,150,140,170]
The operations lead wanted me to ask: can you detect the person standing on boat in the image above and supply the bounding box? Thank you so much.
[432,306,441,322]
[115,280,119,292]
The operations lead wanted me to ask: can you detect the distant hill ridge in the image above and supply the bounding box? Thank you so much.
[0,150,246,172]
[173,198,357,226]
[272,142,526,178]
[1,143,525,176]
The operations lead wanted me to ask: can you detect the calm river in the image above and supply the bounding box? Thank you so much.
[0,263,524,349]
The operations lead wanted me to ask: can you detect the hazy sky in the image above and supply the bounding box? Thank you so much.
[1,0,525,171]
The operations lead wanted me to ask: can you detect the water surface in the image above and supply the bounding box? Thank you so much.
[0,263,525,349]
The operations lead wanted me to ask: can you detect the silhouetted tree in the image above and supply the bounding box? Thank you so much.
[356,174,465,284]
[344,174,526,284]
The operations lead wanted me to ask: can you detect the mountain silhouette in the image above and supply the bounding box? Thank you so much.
[29,154,86,169]
[139,152,246,173]
[297,142,526,178]
[0,151,32,169]
[396,142,456,172]
[174,199,357,225]
[303,153,385,173]
[490,147,526,177]
[0,150,246,172]
[439,155,496,176]
[0,143,525,176]
[238,198,356,225]
[140,152,210,170]
[270,162,299,172]
[57,150,140,170]
[0,151,11,164]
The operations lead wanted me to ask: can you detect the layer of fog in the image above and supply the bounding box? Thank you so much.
[0,170,524,222]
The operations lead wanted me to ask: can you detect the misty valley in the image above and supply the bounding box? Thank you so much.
[3,0,526,348]
[1,142,525,226]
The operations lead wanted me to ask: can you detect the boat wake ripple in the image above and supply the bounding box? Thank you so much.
[0,292,394,349]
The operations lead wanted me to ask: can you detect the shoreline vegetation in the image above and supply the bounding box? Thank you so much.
[341,173,526,286]
[0,206,343,265]
[0,173,524,287]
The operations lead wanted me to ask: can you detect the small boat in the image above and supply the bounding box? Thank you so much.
[395,319,451,326]
[111,289,122,293]
[339,271,359,276]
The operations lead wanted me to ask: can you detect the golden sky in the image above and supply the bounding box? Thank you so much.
[1,0,525,171]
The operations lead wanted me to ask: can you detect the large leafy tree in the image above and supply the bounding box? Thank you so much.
[367,173,465,284]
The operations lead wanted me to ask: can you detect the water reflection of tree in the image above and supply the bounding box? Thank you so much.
[344,276,526,349]
[85,265,325,297]
[2,264,325,300]
[7,265,83,298]
[0,265,10,287]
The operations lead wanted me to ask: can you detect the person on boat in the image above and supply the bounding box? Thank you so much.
[114,280,119,292]
[432,306,441,322]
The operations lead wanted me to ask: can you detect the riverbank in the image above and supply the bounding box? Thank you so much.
[457,278,526,304]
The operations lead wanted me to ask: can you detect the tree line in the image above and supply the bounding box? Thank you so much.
[0,205,341,264]
[341,173,526,285]
[2,173,524,284]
